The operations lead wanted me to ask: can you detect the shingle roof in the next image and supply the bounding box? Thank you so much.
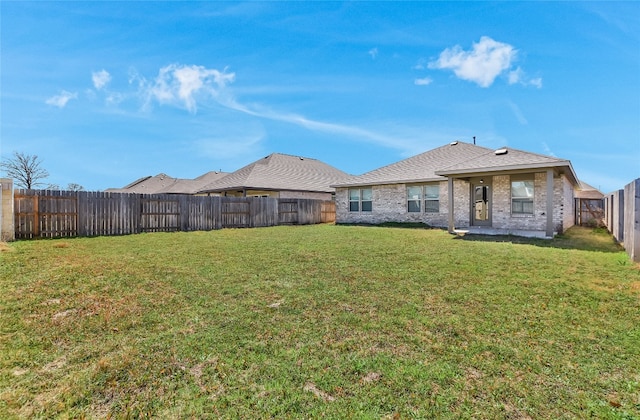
[105,173,179,194]
[333,141,491,187]
[436,145,578,185]
[198,153,350,193]
[162,171,228,194]
[437,146,570,174]
[575,181,604,199]
[333,141,579,187]
[106,171,228,194]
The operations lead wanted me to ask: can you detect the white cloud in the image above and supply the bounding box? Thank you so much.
[542,142,556,157]
[412,58,427,70]
[508,67,523,85]
[368,47,378,59]
[509,67,543,88]
[218,97,422,152]
[92,70,111,90]
[93,63,436,154]
[529,77,543,89]
[194,132,265,160]
[507,100,528,125]
[414,77,433,86]
[45,90,78,108]
[106,92,125,106]
[143,64,235,113]
[429,36,517,88]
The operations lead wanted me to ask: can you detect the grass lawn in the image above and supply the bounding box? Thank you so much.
[1,225,639,418]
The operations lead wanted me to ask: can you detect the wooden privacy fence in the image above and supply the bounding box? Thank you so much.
[575,198,605,226]
[603,178,640,262]
[14,190,336,239]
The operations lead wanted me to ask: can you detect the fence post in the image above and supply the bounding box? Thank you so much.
[0,178,15,242]
[624,179,640,262]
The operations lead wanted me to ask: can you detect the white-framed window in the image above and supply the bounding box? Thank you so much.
[407,186,422,212]
[425,184,440,213]
[349,188,372,212]
[407,184,439,213]
[511,179,534,214]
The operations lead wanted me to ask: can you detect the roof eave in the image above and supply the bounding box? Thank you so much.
[435,160,580,185]
[198,186,335,194]
[332,177,445,188]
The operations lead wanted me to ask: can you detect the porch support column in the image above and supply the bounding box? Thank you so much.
[546,169,554,238]
[448,177,455,234]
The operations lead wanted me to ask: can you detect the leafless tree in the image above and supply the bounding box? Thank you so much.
[67,183,85,191]
[0,152,50,189]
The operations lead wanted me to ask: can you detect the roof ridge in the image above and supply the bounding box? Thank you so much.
[267,152,321,161]
[436,145,569,173]
[495,145,569,162]
[358,141,491,176]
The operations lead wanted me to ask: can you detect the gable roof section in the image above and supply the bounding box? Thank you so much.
[435,146,579,185]
[333,141,491,187]
[334,141,580,188]
[105,173,179,194]
[162,171,228,194]
[199,153,351,193]
[106,171,229,194]
[575,181,604,199]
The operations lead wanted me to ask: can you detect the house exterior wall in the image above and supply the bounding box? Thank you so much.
[491,172,574,233]
[221,190,333,200]
[559,175,576,232]
[336,172,575,235]
[279,190,334,201]
[335,180,469,228]
[492,174,544,231]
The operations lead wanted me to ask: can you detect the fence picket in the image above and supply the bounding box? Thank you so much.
[13,190,335,239]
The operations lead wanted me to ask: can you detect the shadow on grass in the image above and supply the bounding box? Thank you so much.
[337,223,623,254]
[452,226,624,253]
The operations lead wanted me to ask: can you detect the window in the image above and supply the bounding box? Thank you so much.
[349,188,372,212]
[407,184,439,213]
[407,186,422,212]
[424,184,440,213]
[512,180,534,214]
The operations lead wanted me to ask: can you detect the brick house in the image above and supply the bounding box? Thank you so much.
[332,141,581,238]
[198,153,351,200]
[106,171,229,194]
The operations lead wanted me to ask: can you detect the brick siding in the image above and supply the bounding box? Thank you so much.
[336,172,575,235]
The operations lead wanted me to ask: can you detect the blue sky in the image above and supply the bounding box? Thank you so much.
[1,1,638,192]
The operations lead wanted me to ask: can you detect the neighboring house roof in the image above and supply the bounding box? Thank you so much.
[105,173,179,194]
[162,171,228,194]
[575,181,604,199]
[334,141,580,188]
[106,171,228,194]
[198,153,351,194]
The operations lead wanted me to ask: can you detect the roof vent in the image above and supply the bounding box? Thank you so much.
[494,148,508,155]
[450,141,459,146]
